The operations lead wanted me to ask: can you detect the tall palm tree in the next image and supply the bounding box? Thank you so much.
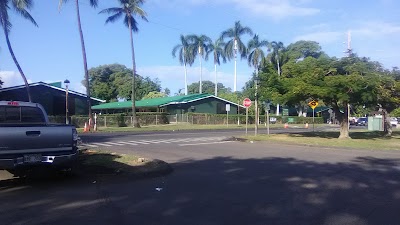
[187,34,212,94]
[59,0,98,125]
[220,21,253,92]
[172,34,195,95]
[206,38,226,96]
[0,0,38,102]
[100,0,148,128]
[270,41,287,116]
[247,34,269,135]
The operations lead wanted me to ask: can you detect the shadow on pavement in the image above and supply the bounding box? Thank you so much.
[1,155,400,225]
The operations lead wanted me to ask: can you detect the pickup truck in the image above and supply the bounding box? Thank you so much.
[0,101,79,176]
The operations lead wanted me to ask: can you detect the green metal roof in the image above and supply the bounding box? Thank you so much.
[92,93,214,110]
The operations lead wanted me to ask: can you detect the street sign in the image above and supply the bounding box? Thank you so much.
[308,100,318,109]
[243,98,252,108]
[226,104,231,112]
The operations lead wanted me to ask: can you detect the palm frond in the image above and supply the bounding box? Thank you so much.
[99,7,123,15]
[124,15,138,32]
[89,0,98,8]
[105,11,123,24]
[14,7,37,26]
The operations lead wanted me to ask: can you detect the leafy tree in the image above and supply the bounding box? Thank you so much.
[220,21,253,92]
[86,64,160,101]
[164,88,171,96]
[391,108,400,117]
[0,77,3,88]
[142,91,166,100]
[172,34,195,95]
[187,34,212,94]
[285,40,324,61]
[100,0,148,128]
[0,0,38,102]
[187,80,231,95]
[205,38,226,96]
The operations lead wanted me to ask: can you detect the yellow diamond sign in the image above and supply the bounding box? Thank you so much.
[308,100,318,109]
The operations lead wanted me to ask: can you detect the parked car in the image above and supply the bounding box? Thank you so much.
[0,101,79,176]
[390,118,398,127]
[357,117,368,126]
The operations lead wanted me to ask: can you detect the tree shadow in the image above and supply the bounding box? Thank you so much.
[287,130,400,140]
[1,154,400,224]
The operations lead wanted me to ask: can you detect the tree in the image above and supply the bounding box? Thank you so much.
[247,34,269,133]
[0,78,3,88]
[206,38,226,96]
[187,34,212,94]
[100,0,148,128]
[269,41,288,116]
[142,91,166,100]
[220,21,253,92]
[172,35,195,95]
[87,64,160,102]
[285,40,324,61]
[0,0,38,102]
[59,0,98,124]
[164,88,171,96]
[187,81,231,95]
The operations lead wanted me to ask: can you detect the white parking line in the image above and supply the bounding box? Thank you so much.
[179,141,234,146]
[128,141,151,145]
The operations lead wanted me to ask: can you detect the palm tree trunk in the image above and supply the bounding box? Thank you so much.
[214,63,217,96]
[75,0,93,126]
[276,56,281,116]
[234,52,237,92]
[4,27,31,102]
[184,62,188,95]
[199,54,202,94]
[128,15,140,128]
[254,68,259,135]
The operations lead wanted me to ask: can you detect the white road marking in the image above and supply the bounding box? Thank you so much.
[127,141,151,145]
[179,141,234,146]
[104,142,125,146]
[116,141,138,146]
[93,143,113,147]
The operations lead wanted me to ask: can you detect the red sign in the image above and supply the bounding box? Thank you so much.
[8,101,19,106]
[243,98,252,108]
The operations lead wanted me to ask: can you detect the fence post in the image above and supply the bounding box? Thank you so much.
[104,116,107,127]
[156,115,158,125]
[176,114,178,124]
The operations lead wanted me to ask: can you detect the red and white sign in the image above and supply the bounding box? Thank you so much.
[243,98,252,108]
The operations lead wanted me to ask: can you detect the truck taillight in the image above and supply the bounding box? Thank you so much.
[8,101,19,106]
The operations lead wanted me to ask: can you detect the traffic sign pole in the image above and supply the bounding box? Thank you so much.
[246,107,248,135]
[313,108,315,132]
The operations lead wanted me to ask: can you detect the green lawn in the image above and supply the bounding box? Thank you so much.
[246,130,400,150]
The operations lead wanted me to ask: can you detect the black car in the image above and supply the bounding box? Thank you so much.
[357,117,368,126]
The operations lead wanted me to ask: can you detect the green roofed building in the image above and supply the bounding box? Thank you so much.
[92,93,245,115]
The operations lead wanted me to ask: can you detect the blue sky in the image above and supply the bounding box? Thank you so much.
[1,0,399,95]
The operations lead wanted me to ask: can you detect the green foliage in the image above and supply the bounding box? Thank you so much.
[285,40,324,61]
[391,108,400,117]
[86,64,161,102]
[220,21,253,60]
[142,91,166,99]
[0,77,3,88]
[188,80,231,95]
[164,88,171,96]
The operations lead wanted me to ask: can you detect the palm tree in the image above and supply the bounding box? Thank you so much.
[187,34,212,94]
[59,0,98,125]
[220,21,253,92]
[270,41,287,116]
[172,35,195,95]
[0,0,38,102]
[247,34,269,135]
[206,38,226,96]
[100,0,148,128]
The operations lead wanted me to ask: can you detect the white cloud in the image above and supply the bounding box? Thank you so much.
[293,31,342,44]
[0,71,32,88]
[151,0,320,20]
[352,21,400,38]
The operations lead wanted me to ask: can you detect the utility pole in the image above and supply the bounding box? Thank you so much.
[344,30,352,131]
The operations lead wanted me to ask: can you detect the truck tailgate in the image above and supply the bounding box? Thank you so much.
[0,126,73,154]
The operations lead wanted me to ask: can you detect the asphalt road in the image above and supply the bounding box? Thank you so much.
[2,126,399,225]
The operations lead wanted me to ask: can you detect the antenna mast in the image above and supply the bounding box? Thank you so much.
[344,30,353,57]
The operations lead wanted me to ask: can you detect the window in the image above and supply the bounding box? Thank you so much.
[0,106,45,124]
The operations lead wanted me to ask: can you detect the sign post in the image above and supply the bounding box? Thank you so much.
[308,100,319,132]
[226,104,230,127]
[243,98,252,135]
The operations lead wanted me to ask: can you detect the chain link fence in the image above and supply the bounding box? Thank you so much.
[48,113,324,128]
